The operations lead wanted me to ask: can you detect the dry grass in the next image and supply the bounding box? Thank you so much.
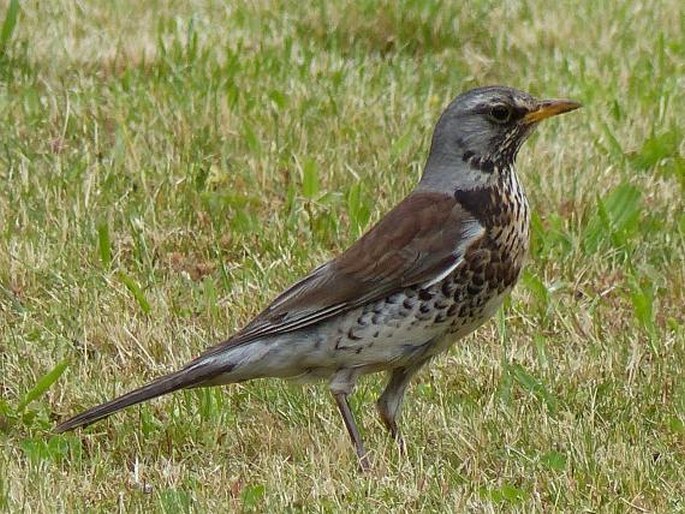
[0,0,683,512]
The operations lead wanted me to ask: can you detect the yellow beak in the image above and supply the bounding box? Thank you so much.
[523,99,582,124]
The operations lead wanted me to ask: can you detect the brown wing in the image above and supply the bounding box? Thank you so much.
[204,191,484,353]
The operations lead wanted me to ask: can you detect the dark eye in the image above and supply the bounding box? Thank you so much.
[489,104,512,123]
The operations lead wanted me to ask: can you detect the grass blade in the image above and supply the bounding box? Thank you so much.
[0,0,19,55]
[17,359,69,412]
[509,363,557,414]
[301,157,320,199]
[97,221,112,268]
[118,272,152,314]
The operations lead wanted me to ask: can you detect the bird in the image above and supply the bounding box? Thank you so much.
[55,86,580,470]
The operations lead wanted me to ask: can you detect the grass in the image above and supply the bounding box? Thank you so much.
[0,0,683,511]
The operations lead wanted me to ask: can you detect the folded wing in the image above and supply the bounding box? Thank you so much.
[202,191,484,356]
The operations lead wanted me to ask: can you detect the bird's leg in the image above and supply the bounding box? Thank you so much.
[330,369,369,471]
[377,357,431,452]
[333,393,369,471]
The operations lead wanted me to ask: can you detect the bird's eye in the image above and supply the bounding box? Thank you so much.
[489,105,512,123]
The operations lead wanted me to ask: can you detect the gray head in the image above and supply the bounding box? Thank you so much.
[418,86,580,192]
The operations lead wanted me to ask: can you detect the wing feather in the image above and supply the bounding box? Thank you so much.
[202,191,484,355]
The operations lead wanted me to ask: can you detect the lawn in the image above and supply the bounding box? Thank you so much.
[0,0,683,511]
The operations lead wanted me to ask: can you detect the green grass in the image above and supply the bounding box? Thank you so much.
[1,0,683,511]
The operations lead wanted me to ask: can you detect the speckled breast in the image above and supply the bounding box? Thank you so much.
[438,165,531,337]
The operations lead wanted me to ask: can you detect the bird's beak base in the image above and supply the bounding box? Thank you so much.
[523,99,581,124]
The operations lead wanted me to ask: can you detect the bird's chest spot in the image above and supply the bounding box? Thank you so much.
[453,166,530,266]
[434,177,531,331]
[492,197,530,263]
[483,171,530,273]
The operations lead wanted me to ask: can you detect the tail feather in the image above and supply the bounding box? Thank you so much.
[54,360,221,433]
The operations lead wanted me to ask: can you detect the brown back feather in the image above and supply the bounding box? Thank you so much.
[201,191,483,356]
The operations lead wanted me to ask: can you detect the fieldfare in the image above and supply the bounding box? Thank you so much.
[55,86,580,469]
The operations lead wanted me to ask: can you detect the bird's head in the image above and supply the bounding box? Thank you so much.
[419,86,580,192]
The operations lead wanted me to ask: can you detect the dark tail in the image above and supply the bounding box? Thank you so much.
[54,359,222,433]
